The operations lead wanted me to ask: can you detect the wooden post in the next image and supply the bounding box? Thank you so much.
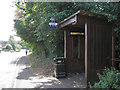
[85,23,88,86]
[64,31,69,75]
[64,31,67,58]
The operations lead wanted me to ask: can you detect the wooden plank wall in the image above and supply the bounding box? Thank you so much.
[80,35,85,71]
[86,17,112,84]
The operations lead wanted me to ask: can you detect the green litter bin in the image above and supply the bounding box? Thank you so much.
[54,57,66,79]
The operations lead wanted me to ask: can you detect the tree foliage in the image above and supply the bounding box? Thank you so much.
[14,2,120,59]
[8,35,22,51]
[8,35,18,51]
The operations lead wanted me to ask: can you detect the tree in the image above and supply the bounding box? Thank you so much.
[14,2,120,59]
[8,35,17,51]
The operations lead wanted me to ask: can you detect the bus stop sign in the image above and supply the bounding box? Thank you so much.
[49,17,58,29]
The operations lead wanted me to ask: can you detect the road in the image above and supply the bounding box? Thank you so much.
[0,50,26,89]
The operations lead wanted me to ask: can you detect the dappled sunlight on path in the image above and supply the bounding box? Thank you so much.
[14,56,86,88]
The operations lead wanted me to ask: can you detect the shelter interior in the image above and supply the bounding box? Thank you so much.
[64,28,85,73]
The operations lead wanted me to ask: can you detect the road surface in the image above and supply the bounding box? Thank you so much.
[0,50,26,89]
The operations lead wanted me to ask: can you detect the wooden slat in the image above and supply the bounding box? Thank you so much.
[68,35,71,59]
[87,17,92,83]
[98,24,101,66]
[108,25,112,66]
[90,20,94,66]
[100,24,103,66]
[71,36,74,59]
[105,25,108,66]
[112,26,115,66]
[96,23,99,66]
[78,36,80,59]
[80,35,85,62]
[94,24,97,66]
[99,24,101,66]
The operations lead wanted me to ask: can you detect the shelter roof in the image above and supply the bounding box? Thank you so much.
[58,10,109,30]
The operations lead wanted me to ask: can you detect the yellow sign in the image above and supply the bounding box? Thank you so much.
[70,32,84,35]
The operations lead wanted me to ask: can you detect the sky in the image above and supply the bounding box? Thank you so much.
[0,0,21,41]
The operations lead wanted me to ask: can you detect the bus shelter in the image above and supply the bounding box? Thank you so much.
[58,10,114,84]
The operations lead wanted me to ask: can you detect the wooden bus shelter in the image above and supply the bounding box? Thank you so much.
[58,10,114,84]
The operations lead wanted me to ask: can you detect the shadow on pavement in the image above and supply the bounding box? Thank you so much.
[10,56,29,66]
[10,60,17,65]
[17,56,30,66]
[16,56,37,80]
[14,55,86,88]
[16,67,36,80]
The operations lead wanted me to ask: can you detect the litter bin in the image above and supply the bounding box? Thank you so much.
[54,57,66,79]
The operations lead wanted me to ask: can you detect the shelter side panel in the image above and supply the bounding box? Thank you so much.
[87,20,112,84]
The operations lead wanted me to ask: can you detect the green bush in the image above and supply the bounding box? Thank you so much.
[89,67,120,89]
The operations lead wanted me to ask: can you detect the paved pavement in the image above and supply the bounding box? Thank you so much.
[0,50,86,89]
[13,55,86,88]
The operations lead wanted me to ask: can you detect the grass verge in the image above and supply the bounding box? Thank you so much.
[28,53,54,77]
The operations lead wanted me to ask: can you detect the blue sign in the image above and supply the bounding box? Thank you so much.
[49,17,58,29]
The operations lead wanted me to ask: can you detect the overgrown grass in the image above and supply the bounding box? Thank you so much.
[28,53,54,76]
